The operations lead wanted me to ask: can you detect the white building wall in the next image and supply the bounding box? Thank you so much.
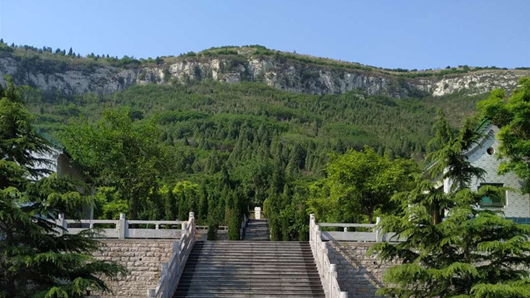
[465,125,530,218]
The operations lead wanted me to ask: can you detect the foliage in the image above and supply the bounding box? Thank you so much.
[309,147,418,223]
[371,183,530,298]
[206,216,219,241]
[478,77,530,193]
[0,76,126,298]
[370,111,530,298]
[60,109,172,219]
[21,69,503,239]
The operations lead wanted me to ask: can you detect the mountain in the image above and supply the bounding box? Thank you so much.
[1,44,528,98]
[3,41,529,238]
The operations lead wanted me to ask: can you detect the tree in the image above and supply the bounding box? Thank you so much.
[478,77,530,193]
[310,146,418,223]
[61,109,172,219]
[0,76,125,298]
[371,112,530,298]
[426,114,486,192]
[227,208,241,240]
[425,110,486,223]
[372,179,530,297]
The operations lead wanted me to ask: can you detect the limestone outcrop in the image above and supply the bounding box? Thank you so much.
[1,52,528,97]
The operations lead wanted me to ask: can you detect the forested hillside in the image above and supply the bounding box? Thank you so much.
[18,76,488,240]
[3,40,523,240]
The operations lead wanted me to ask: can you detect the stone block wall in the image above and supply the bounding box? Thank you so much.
[327,241,398,298]
[91,240,174,298]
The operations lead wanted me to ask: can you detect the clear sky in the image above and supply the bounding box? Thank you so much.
[1,0,529,70]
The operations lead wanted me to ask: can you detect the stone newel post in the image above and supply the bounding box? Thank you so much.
[254,207,261,219]
[118,213,127,239]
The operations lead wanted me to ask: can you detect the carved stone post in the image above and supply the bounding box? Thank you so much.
[173,240,181,263]
[189,212,195,240]
[375,216,382,242]
[181,221,188,237]
[58,213,67,235]
[254,207,261,219]
[329,264,337,296]
[118,213,126,239]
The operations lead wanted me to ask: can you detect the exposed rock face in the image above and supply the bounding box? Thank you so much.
[431,71,523,96]
[1,54,528,97]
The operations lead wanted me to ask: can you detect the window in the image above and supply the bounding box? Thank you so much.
[478,183,505,207]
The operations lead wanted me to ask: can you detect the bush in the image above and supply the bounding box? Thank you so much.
[227,208,241,240]
[207,218,219,240]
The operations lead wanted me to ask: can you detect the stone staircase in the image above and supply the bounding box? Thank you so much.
[173,241,325,298]
[243,219,270,241]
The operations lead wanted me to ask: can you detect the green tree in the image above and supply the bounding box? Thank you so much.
[478,77,530,193]
[0,77,125,298]
[372,179,530,297]
[227,208,241,240]
[61,109,171,219]
[371,112,530,298]
[310,147,418,223]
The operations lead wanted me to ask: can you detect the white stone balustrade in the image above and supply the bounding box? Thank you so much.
[148,212,196,298]
[57,213,186,239]
[310,214,348,298]
[318,217,382,242]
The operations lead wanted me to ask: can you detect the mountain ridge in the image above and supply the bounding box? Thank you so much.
[1,43,528,98]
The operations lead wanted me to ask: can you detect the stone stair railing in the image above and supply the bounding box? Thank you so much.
[148,212,196,298]
[57,213,185,239]
[318,218,382,242]
[310,214,348,298]
[318,218,406,243]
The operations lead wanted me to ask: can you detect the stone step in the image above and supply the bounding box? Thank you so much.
[179,275,321,281]
[193,241,306,246]
[174,236,322,298]
[190,250,313,254]
[175,295,324,298]
[190,247,312,251]
[190,251,313,255]
[175,289,325,295]
[187,257,316,263]
[181,271,320,276]
[184,264,320,271]
[178,281,323,288]
[189,252,313,262]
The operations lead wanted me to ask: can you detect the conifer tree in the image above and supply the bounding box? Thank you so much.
[0,76,126,298]
[371,115,530,298]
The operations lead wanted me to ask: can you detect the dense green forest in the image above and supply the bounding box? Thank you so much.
[16,77,488,240]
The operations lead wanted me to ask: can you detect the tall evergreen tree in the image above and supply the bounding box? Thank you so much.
[371,114,530,298]
[0,76,125,298]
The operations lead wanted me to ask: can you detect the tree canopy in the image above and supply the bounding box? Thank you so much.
[371,98,530,298]
[479,77,530,193]
[0,76,125,298]
[309,147,418,223]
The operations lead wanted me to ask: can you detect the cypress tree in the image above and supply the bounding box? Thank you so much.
[371,116,530,298]
[0,76,126,297]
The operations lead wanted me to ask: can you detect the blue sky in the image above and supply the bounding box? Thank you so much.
[1,0,529,69]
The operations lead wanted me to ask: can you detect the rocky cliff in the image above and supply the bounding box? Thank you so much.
[1,47,528,98]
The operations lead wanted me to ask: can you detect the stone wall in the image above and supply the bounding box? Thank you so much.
[327,241,398,298]
[91,240,174,298]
